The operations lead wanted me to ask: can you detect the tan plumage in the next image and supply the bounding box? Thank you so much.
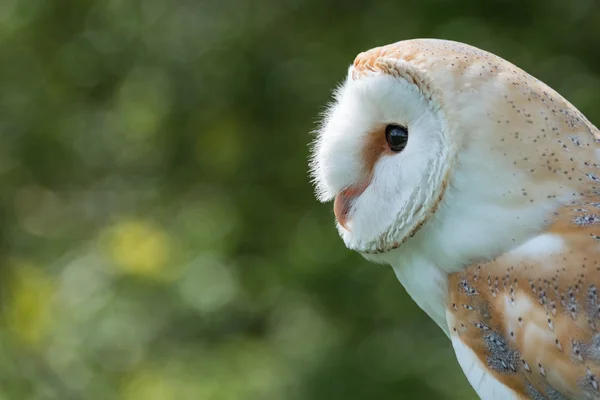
[310,39,600,399]
[449,199,600,398]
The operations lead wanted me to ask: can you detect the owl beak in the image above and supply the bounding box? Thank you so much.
[333,183,368,231]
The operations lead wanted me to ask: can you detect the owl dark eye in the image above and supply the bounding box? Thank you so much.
[385,124,409,152]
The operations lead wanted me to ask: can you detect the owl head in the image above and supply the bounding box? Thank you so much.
[310,39,599,263]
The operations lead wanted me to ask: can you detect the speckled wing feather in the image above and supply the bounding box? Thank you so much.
[448,201,600,399]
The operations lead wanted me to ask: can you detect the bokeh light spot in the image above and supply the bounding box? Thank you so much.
[178,254,240,314]
[6,261,56,348]
[106,219,173,281]
[122,368,176,400]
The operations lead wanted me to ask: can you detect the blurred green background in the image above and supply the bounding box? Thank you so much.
[2,0,600,399]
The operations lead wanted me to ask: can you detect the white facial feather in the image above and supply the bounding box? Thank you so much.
[310,64,449,253]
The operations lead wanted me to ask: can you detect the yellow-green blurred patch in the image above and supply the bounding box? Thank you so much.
[105,219,177,281]
[174,193,237,250]
[122,368,177,400]
[203,339,290,399]
[5,261,56,348]
[113,67,171,140]
[178,254,240,314]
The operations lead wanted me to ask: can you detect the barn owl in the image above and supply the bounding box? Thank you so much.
[309,38,600,399]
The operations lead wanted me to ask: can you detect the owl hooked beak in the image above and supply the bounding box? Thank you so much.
[333,183,368,230]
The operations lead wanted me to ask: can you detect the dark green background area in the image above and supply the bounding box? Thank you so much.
[1,0,599,398]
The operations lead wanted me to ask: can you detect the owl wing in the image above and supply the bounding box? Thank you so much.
[448,197,600,399]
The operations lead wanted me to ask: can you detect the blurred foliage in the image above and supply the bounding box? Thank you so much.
[2,0,600,399]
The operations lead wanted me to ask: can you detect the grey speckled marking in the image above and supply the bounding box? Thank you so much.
[581,335,600,364]
[484,331,520,374]
[565,286,579,320]
[524,382,569,400]
[545,385,570,400]
[459,278,478,296]
[588,173,600,182]
[474,321,490,330]
[572,339,585,363]
[578,368,600,397]
[587,285,600,329]
[525,381,546,400]
[570,135,583,147]
[575,214,600,226]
